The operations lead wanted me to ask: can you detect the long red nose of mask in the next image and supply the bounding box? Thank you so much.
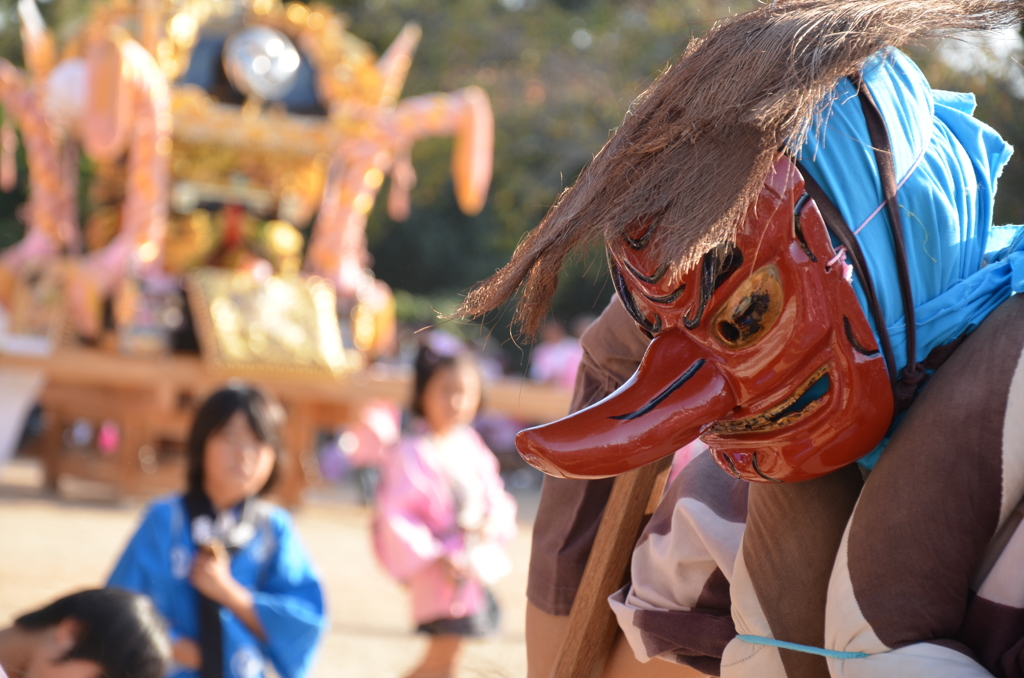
[516,330,736,478]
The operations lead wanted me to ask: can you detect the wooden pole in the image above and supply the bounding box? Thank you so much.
[550,455,674,678]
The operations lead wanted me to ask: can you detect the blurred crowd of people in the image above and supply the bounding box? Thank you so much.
[4,317,596,678]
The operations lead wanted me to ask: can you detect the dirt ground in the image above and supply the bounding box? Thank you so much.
[0,458,540,678]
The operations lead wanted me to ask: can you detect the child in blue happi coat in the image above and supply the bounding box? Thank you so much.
[108,385,327,678]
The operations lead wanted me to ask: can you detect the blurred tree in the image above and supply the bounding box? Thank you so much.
[332,0,760,347]
[915,27,1024,227]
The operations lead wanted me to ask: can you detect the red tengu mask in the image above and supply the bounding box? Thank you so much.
[516,155,894,482]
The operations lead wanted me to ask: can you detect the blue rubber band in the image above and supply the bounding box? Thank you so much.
[736,634,870,660]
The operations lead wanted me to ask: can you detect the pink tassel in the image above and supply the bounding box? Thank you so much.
[1,118,17,192]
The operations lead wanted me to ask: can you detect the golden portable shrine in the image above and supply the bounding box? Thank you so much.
[0,0,554,504]
[0,0,494,358]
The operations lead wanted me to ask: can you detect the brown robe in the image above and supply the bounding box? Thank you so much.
[530,293,1024,678]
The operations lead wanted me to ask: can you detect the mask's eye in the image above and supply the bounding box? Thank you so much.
[711,265,783,348]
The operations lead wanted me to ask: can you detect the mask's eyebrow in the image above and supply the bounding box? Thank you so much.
[610,259,662,338]
[642,281,687,305]
[683,243,743,330]
[624,215,659,250]
[623,259,668,285]
[793,192,818,262]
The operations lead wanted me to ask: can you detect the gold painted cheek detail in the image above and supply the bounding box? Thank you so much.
[711,265,784,348]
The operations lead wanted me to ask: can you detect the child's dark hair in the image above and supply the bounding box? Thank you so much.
[15,588,170,678]
[412,344,481,417]
[187,383,284,496]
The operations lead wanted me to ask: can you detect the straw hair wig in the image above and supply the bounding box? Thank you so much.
[458,0,1024,337]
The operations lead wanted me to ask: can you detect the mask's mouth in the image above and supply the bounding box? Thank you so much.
[709,364,831,435]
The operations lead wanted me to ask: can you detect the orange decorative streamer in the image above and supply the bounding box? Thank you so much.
[0,118,16,192]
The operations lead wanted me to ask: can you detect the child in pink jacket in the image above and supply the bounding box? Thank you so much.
[374,342,517,678]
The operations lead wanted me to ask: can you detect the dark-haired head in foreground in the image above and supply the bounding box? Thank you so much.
[0,588,170,678]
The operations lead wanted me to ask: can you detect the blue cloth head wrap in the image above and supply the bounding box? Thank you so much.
[796,48,1024,466]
